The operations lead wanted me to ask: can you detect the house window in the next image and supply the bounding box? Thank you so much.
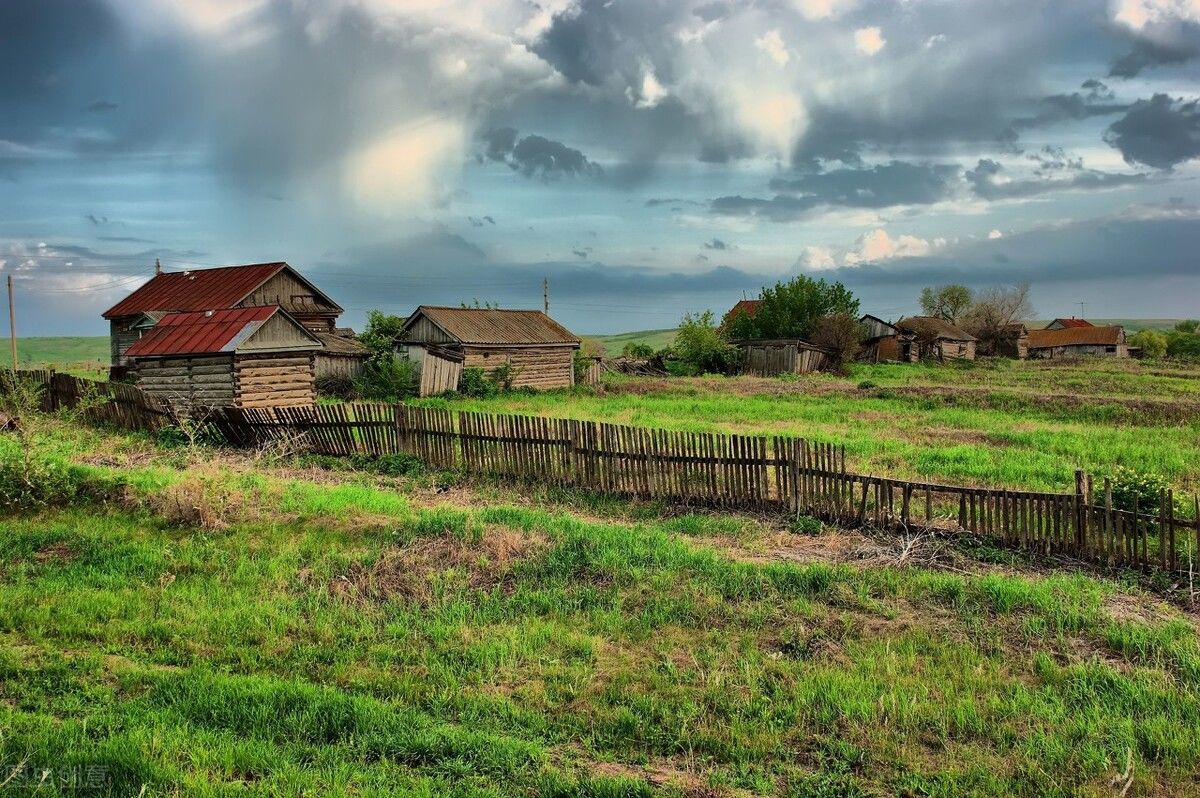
[1105,346,1116,353]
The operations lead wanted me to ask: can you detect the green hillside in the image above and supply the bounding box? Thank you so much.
[0,336,109,374]
[587,328,677,356]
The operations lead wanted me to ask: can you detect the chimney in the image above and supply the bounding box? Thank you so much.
[154,258,162,276]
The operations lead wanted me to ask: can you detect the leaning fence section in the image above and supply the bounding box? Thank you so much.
[5,369,1198,576]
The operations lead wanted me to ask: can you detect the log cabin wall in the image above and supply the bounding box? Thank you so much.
[234,352,315,408]
[135,355,237,408]
[461,345,575,389]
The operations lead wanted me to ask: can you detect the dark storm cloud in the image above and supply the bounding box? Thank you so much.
[965,158,1147,200]
[709,194,822,222]
[1012,81,1130,128]
[1108,20,1200,78]
[479,127,602,180]
[703,238,729,251]
[769,162,961,208]
[1104,94,1200,170]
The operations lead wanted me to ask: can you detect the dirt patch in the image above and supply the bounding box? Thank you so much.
[33,542,76,565]
[588,759,723,797]
[330,526,547,605]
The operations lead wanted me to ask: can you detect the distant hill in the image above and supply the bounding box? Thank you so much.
[0,336,109,375]
[586,328,678,357]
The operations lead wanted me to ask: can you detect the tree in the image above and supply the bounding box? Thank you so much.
[750,276,860,341]
[810,313,863,373]
[721,308,761,341]
[1129,329,1167,358]
[1166,330,1200,360]
[919,284,973,322]
[1174,319,1199,334]
[960,283,1034,354]
[359,310,408,358]
[674,310,739,374]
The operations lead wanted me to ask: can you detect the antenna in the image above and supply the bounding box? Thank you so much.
[543,277,549,314]
[1077,300,1086,319]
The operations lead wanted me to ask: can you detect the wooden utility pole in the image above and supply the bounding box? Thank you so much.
[543,277,549,314]
[6,274,15,371]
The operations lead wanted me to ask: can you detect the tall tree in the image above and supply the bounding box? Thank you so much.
[750,276,860,341]
[919,284,974,322]
[960,283,1034,353]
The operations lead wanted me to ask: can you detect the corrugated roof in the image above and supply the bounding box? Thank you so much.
[896,316,976,342]
[313,331,368,355]
[124,306,282,357]
[1028,326,1124,348]
[404,306,580,346]
[102,262,288,319]
[1047,317,1093,329]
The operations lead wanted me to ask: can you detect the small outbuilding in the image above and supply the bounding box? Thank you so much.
[312,330,370,382]
[858,314,976,363]
[735,339,830,376]
[124,306,321,409]
[983,322,1030,359]
[398,306,581,395]
[1027,325,1128,359]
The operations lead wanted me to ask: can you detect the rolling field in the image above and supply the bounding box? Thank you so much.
[416,358,1200,496]
[0,336,109,377]
[2,419,1199,796]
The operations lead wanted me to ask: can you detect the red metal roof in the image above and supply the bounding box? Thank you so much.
[724,299,762,320]
[1047,317,1093,329]
[124,306,280,357]
[102,262,288,319]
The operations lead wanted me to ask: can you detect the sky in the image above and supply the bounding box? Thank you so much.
[1,0,1198,336]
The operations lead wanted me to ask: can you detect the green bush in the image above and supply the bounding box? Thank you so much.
[458,367,498,398]
[354,355,419,401]
[1102,465,1176,515]
[789,514,823,535]
[1129,329,1167,359]
[673,310,740,375]
[856,380,877,390]
[0,453,111,511]
[348,453,425,477]
[622,342,654,359]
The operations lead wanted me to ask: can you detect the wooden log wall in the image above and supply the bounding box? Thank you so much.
[461,346,575,390]
[6,369,1198,578]
[234,353,315,408]
[136,356,236,408]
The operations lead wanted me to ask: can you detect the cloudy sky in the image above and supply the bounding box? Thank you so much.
[2,0,1198,335]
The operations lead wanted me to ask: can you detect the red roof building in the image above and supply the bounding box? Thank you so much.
[1045,317,1094,330]
[125,306,289,358]
[104,261,346,373]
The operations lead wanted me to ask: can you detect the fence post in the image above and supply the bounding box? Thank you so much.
[1074,470,1086,552]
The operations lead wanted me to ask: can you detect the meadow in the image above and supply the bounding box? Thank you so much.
[415,358,1200,497]
[2,418,1199,796]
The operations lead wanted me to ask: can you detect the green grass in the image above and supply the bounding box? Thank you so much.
[0,336,109,377]
[2,421,1200,795]
[417,358,1200,496]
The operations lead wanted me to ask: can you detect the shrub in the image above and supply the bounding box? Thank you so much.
[789,514,823,535]
[673,310,740,375]
[349,453,425,477]
[315,374,356,400]
[354,354,419,401]
[1102,465,1176,515]
[458,367,498,398]
[0,451,109,511]
[810,312,862,372]
[622,342,654,359]
[856,380,877,390]
[491,361,519,391]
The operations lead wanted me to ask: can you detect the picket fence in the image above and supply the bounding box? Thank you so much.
[8,370,1199,575]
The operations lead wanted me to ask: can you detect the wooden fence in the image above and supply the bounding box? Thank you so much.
[6,370,171,432]
[6,370,1198,575]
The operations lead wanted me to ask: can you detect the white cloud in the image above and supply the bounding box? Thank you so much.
[345,117,465,212]
[843,228,941,265]
[629,67,668,109]
[793,0,857,21]
[1112,0,1200,30]
[854,26,886,55]
[988,228,1003,239]
[924,33,947,48]
[756,29,791,68]
[797,245,836,269]
[728,88,807,159]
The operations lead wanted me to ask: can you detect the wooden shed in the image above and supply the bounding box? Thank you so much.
[312,330,369,381]
[858,315,976,363]
[124,306,321,409]
[1027,325,1128,359]
[102,261,345,375]
[398,306,580,395]
[735,339,830,376]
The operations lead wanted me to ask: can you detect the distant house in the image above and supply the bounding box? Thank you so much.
[398,306,581,395]
[858,314,976,362]
[123,306,322,409]
[1045,317,1094,330]
[1027,325,1128,359]
[101,261,365,380]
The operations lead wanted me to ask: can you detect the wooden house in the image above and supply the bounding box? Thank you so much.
[982,322,1029,359]
[1045,317,1093,330]
[735,339,830,376]
[398,306,580,395]
[858,314,976,363]
[123,306,321,409]
[1027,325,1128,359]
[101,261,363,379]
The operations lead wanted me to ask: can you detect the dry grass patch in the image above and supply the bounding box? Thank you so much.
[331,525,547,605]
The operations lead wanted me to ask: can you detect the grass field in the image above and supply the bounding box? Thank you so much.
[0,336,109,377]
[2,418,1199,796]
[416,358,1200,496]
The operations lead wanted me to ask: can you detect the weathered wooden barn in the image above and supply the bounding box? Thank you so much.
[123,306,321,409]
[858,315,976,362]
[101,261,365,380]
[398,306,580,395]
[735,339,830,376]
[312,330,369,381]
[1027,325,1128,359]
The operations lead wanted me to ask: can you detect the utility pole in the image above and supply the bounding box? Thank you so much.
[543,277,549,314]
[6,274,16,371]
